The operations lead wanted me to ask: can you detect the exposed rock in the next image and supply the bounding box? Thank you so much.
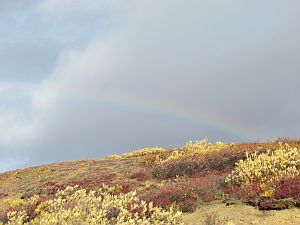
[259,198,296,210]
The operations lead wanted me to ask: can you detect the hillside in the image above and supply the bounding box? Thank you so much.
[1,139,300,224]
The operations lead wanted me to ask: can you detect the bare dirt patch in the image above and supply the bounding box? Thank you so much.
[182,201,300,225]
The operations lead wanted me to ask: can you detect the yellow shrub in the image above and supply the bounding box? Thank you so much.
[6,185,182,225]
[226,143,300,187]
[105,154,121,160]
[155,139,233,164]
[0,197,25,208]
[260,182,275,197]
[184,138,231,154]
[106,139,233,166]
[122,147,166,158]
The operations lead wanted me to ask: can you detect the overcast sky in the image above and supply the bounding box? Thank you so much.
[1,0,299,172]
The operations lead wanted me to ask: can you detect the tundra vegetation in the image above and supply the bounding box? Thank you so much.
[1,138,300,224]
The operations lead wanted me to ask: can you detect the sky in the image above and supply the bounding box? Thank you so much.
[1,0,300,172]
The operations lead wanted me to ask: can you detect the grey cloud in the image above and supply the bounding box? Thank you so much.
[0,0,36,13]
[1,0,300,171]
[0,41,61,82]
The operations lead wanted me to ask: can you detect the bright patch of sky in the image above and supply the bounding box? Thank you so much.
[0,0,126,82]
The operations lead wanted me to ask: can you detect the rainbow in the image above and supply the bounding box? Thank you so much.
[49,90,255,141]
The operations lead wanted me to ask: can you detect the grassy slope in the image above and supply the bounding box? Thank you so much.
[1,140,300,224]
[0,158,143,210]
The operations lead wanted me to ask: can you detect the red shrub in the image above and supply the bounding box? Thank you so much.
[0,195,52,223]
[177,171,226,202]
[141,186,183,208]
[177,198,197,212]
[259,198,296,210]
[129,206,145,216]
[151,143,272,179]
[224,182,263,200]
[141,185,199,212]
[0,205,33,224]
[275,175,300,199]
[0,209,10,224]
[38,181,65,196]
[113,182,131,194]
[129,171,148,181]
[66,173,116,191]
[151,156,204,178]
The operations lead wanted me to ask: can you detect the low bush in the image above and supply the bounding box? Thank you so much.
[129,171,148,181]
[141,186,183,208]
[224,182,263,200]
[141,184,199,212]
[176,172,226,203]
[141,173,225,213]
[0,195,49,224]
[0,209,11,224]
[152,155,203,178]
[122,147,166,158]
[0,198,25,208]
[274,175,300,199]
[154,139,233,164]
[107,139,234,169]
[152,147,246,179]
[177,199,197,212]
[226,143,300,187]
[258,198,296,210]
[4,185,183,225]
